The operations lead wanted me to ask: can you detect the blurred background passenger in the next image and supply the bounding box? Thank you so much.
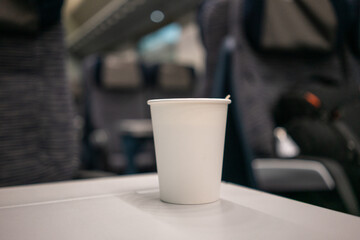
[0,0,79,186]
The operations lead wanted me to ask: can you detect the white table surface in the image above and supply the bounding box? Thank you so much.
[0,173,359,240]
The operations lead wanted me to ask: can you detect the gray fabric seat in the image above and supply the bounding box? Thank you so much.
[198,0,230,97]
[0,23,79,187]
[82,56,155,173]
[230,0,360,157]
[199,0,360,158]
[198,0,360,215]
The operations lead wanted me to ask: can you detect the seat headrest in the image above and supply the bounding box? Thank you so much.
[100,56,143,90]
[157,63,195,91]
[244,0,348,54]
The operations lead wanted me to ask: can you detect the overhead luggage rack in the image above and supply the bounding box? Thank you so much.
[66,0,201,57]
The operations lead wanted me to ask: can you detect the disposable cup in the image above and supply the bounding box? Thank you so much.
[147,98,231,204]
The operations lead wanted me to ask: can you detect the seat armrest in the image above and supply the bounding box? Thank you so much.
[253,158,336,192]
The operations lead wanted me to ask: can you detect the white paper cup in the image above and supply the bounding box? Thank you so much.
[148,98,231,204]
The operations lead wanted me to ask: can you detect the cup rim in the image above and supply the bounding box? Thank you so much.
[147,98,231,105]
